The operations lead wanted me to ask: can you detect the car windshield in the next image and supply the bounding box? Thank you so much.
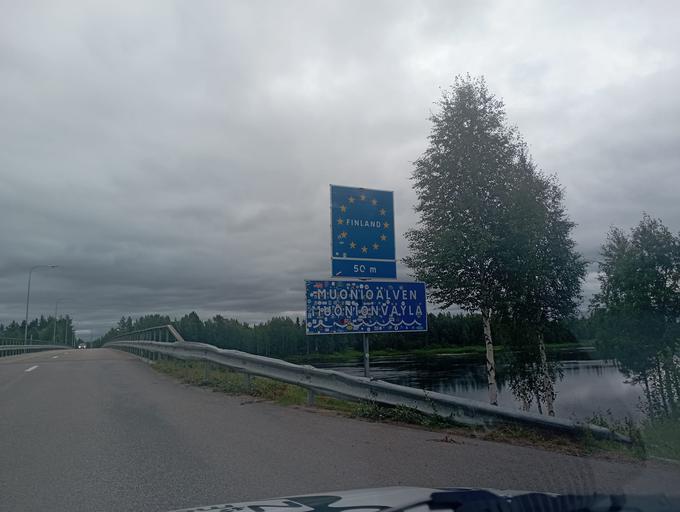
[1,2,678,511]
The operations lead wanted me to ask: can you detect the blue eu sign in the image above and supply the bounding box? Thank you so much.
[306,280,427,335]
[331,185,396,278]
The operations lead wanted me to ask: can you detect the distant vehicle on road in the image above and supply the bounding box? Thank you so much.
[78,343,87,349]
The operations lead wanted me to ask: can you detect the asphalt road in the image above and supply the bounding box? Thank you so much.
[1,349,678,511]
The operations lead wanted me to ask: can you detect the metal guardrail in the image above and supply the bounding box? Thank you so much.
[0,344,70,357]
[104,337,630,443]
[110,324,185,343]
[0,337,66,346]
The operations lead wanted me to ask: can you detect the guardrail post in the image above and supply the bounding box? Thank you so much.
[363,333,370,378]
[307,388,316,406]
[244,373,252,392]
[203,357,210,383]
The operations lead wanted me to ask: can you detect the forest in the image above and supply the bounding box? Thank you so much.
[95,310,580,358]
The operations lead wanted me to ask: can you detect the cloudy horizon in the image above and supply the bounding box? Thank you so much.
[2,1,679,336]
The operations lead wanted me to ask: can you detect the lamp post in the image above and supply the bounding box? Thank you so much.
[24,265,58,349]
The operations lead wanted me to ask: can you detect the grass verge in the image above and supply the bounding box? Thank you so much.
[641,416,680,461]
[584,410,680,462]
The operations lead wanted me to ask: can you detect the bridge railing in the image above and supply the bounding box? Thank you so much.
[104,334,630,443]
[110,324,185,343]
[0,337,71,357]
[1,336,74,346]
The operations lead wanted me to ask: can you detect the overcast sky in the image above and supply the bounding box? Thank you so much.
[1,1,679,335]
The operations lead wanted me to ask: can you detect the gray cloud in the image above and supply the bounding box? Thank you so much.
[1,0,679,334]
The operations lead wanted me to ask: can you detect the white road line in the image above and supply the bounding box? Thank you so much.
[25,365,39,372]
[52,355,59,359]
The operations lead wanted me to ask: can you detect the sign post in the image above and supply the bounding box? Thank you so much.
[362,333,369,378]
[305,185,427,379]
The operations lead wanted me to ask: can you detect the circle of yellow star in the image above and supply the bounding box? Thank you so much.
[348,196,355,203]
[361,246,368,253]
[383,221,389,229]
[371,199,378,206]
[349,241,357,249]
[379,208,386,216]
[372,243,379,250]
[337,218,344,225]
[360,194,366,201]
[380,234,387,241]
[340,205,347,213]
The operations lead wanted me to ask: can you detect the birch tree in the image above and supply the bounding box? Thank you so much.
[405,75,584,407]
[502,149,586,415]
[404,75,520,405]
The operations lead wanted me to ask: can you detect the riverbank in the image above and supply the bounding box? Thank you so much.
[285,341,592,364]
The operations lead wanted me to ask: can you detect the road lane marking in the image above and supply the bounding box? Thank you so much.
[25,365,39,372]
[52,355,59,359]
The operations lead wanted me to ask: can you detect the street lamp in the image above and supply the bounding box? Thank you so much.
[24,265,58,347]
[52,298,70,345]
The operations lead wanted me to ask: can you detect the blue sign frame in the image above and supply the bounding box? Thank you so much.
[330,185,396,278]
[306,280,427,335]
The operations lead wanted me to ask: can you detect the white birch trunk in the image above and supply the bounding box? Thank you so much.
[538,331,555,416]
[481,308,498,405]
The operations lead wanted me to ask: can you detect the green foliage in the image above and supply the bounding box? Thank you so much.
[96,310,578,358]
[404,75,520,314]
[641,413,680,461]
[591,214,680,419]
[155,360,306,403]
[404,74,584,408]
[580,409,680,461]
[585,410,644,447]
[500,151,586,326]
[405,75,584,320]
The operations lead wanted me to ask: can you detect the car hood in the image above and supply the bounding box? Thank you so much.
[167,486,543,512]
[167,486,680,512]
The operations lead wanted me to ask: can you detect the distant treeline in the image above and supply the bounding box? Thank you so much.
[0,316,77,344]
[97,311,580,358]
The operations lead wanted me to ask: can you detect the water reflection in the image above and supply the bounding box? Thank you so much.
[317,348,645,421]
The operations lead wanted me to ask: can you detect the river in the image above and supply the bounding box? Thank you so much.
[315,347,645,421]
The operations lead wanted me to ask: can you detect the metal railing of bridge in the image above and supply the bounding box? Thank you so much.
[110,324,185,343]
[0,337,71,357]
[104,326,630,443]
